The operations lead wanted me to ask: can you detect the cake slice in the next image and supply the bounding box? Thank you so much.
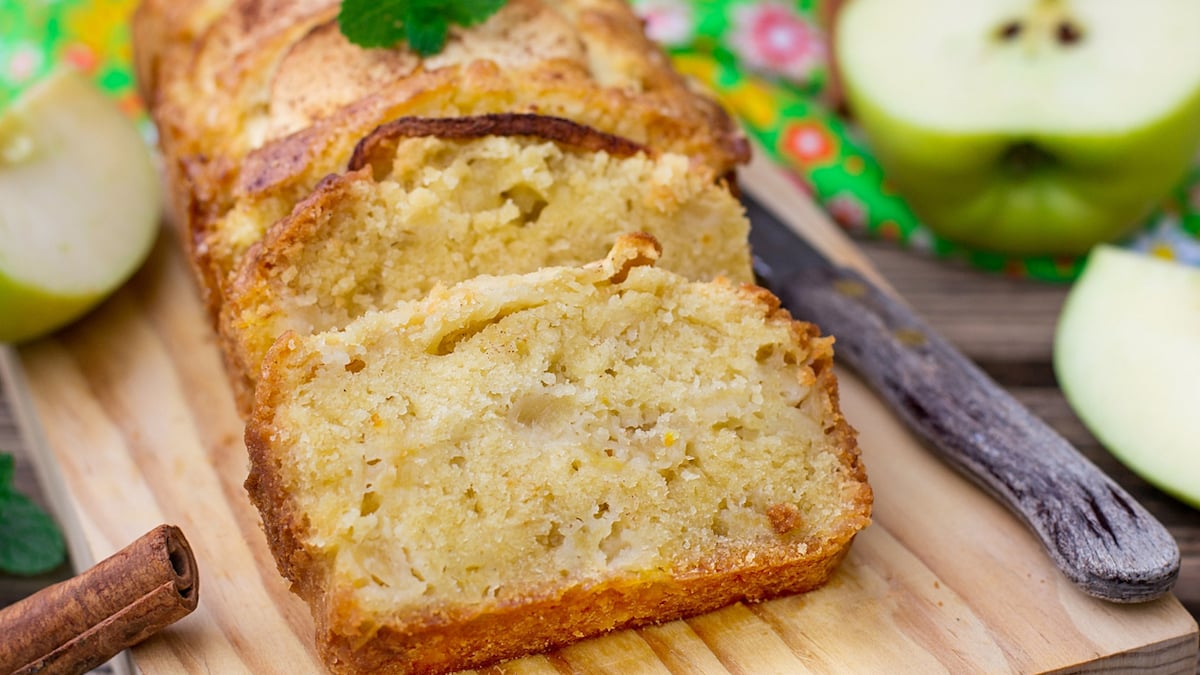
[245,235,872,675]
[219,115,754,413]
[134,0,748,317]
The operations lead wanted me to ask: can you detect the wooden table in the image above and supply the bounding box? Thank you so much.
[2,237,1197,670]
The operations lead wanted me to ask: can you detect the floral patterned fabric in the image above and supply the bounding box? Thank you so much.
[1,2,138,104]
[3,0,1197,278]
[633,0,1200,279]
[0,0,155,140]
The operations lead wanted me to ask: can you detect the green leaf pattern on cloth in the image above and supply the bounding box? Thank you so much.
[0,0,153,140]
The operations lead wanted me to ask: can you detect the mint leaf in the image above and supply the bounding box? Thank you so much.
[0,494,66,575]
[0,453,66,576]
[443,0,508,26]
[0,453,12,491]
[405,11,449,57]
[338,0,508,56]
[337,0,404,49]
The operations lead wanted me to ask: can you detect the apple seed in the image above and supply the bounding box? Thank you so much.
[996,20,1023,42]
[1056,21,1083,45]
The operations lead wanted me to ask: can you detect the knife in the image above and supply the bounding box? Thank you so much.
[741,183,1180,604]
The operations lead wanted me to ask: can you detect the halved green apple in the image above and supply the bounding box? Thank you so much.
[1054,245,1200,508]
[836,0,1200,256]
[0,68,161,344]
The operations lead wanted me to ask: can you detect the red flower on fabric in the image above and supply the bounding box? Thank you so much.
[729,2,826,84]
[634,0,695,47]
[781,121,837,166]
[63,43,99,73]
[774,170,815,197]
[6,44,41,83]
[826,193,868,232]
[879,220,902,242]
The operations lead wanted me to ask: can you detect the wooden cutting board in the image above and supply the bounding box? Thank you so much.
[3,156,1197,674]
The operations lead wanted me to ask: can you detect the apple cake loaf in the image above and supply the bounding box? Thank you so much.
[245,235,872,675]
[218,114,754,413]
[134,1,873,671]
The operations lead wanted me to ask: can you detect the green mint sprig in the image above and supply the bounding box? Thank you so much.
[338,0,509,56]
[0,453,66,576]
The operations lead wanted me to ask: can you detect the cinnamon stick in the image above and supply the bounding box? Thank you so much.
[0,524,199,675]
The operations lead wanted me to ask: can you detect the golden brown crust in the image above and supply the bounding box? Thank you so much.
[243,331,323,599]
[599,231,664,283]
[262,1,586,141]
[131,0,234,103]
[231,55,741,205]
[348,114,648,174]
[154,0,340,159]
[220,170,364,413]
[317,541,856,674]
[150,0,338,177]
[747,280,871,498]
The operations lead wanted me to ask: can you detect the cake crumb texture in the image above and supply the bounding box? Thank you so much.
[246,237,871,674]
[219,117,753,412]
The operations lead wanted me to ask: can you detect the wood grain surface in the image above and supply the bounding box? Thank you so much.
[1,160,1198,672]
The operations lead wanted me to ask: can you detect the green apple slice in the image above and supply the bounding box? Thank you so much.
[836,0,1200,255]
[0,68,161,344]
[1054,245,1200,508]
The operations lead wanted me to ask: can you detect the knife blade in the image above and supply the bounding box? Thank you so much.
[743,190,1179,603]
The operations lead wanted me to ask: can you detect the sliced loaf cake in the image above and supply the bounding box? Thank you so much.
[219,115,754,412]
[245,235,872,675]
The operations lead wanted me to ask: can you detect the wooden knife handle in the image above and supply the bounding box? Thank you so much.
[775,264,1180,603]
